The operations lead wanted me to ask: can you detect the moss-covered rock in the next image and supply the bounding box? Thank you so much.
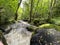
[38,23,60,31]
[30,29,60,45]
[0,30,8,45]
[27,23,60,32]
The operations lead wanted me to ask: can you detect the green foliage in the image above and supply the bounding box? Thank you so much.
[50,17,60,25]
[32,19,47,26]
[18,7,23,20]
[0,0,18,24]
[20,0,50,23]
[52,0,60,17]
[20,0,30,20]
[0,0,60,27]
[20,0,60,26]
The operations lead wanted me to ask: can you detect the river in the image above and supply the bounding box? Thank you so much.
[4,20,32,45]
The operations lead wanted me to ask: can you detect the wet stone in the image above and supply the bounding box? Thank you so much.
[30,29,60,45]
[4,20,32,45]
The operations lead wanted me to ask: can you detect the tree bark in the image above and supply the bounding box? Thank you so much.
[29,0,33,22]
[15,0,22,20]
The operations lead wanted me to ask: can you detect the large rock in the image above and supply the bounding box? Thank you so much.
[30,29,60,45]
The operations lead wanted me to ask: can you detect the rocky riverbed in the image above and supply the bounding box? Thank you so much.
[1,20,60,45]
[4,20,33,45]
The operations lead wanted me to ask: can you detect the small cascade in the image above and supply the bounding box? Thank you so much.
[4,20,32,45]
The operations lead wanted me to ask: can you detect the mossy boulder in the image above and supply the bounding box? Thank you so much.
[30,29,60,45]
[27,23,60,32]
[0,30,8,45]
[38,23,60,31]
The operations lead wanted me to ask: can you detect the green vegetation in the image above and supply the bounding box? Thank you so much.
[27,23,60,32]
[0,0,60,45]
[0,0,60,31]
[0,0,18,24]
[0,0,60,25]
[18,0,60,26]
[39,24,60,31]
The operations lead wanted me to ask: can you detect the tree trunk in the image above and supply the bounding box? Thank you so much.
[15,0,22,20]
[29,0,33,22]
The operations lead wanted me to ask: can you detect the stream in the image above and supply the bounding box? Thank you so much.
[3,20,60,45]
[4,20,32,45]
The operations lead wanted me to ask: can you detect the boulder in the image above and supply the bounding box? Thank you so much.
[30,29,60,45]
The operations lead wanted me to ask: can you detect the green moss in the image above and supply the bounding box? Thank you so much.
[38,23,60,31]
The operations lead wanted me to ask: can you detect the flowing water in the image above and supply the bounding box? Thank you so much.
[4,20,60,45]
[4,20,32,45]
